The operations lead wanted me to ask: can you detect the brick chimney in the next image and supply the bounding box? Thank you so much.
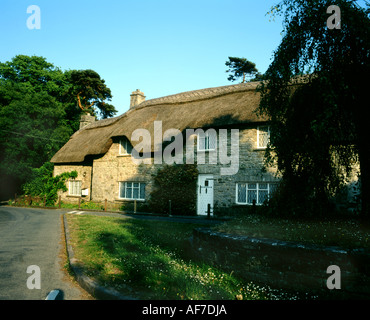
[79,113,96,129]
[130,89,145,109]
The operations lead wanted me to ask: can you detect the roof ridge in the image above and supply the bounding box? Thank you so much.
[70,82,261,136]
[135,82,259,109]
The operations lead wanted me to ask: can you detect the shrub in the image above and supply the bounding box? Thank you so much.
[148,164,198,216]
[22,162,77,206]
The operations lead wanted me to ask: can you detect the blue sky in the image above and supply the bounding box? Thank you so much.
[1,0,285,115]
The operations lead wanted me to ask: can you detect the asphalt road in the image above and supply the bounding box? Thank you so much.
[0,206,92,300]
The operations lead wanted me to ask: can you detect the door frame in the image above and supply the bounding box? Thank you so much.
[197,174,214,216]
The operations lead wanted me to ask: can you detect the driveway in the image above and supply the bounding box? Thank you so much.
[0,206,92,300]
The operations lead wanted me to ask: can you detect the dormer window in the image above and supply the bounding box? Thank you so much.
[119,137,133,155]
[197,129,217,151]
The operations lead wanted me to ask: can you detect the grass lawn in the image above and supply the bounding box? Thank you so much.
[213,214,370,249]
[66,214,309,300]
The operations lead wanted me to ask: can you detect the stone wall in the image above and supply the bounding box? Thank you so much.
[197,127,279,212]
[191,228,370,298]
[53,126,279,209]
[53,125,358,214]
[91,137,165,205]
[54,162,93,203]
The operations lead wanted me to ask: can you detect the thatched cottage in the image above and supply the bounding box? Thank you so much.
[51,82,283,215]
[50,82,358,215]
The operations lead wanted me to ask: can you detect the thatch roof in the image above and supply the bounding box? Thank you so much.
[51,82,267,163]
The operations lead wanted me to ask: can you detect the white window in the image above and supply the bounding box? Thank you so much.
[197,129,217,151]
[69,180,82,196]
[119,182,145,200]
[257,126,270,149]
[236,182,278,205]
[119,137,133,155]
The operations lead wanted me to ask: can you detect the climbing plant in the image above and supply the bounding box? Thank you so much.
[22,162,77,206]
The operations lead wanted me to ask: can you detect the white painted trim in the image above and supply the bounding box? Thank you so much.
[235,182,277,205]
[256,125,270,149]
[197,174,214,216]
[197,130,217,152]
[69,180,82,196]
[119,138,130,155]
[118,181,146,201]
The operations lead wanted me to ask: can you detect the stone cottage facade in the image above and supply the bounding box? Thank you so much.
[50,82,359,215]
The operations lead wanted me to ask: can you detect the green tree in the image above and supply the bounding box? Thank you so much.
[225,57,258,83]
[65,69,117,119]
[257,1,370,219]
[0,55,117,199]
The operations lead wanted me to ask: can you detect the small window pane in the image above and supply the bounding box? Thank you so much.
[140,183,145,199]
[198,135,206,150]
[120,182,126,198]
[120,138,133,155]
[70,181,81,196]
[126,140,133,154]
[208,131,217,150]
[259,183,268,190]
[248,183,257,190]
[258,126,270,148]
[237,184,246,203]
[126,183,133,198]
[133,188,139,199]
[269,183,278,194]
[259,190,268,204]
[247,190,257,204]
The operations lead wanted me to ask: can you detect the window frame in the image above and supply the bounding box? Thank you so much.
[69,180,82,197]
[197,130,217,152]
[119,181,146,201]
[257,125,270,149]
[119,137,133,155]
[236,182,277,205]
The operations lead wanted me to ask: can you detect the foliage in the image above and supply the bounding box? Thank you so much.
[65,69,117,119]
[22,162,77,206]
[148,164,198,216]
[225,56,259,83]
[256,0,370,217]
[0,55,116,199]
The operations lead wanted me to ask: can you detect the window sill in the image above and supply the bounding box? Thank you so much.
[235,202,262,206]
[117,154,131,157]
[115,198,145,202]
[253,147,267,151]
[197,149,217,152]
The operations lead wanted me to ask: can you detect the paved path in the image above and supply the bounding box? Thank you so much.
[0,206,92,300]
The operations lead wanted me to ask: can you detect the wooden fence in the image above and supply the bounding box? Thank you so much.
[13,193,146,214]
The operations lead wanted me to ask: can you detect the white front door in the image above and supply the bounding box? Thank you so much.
[197,174,214,216]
